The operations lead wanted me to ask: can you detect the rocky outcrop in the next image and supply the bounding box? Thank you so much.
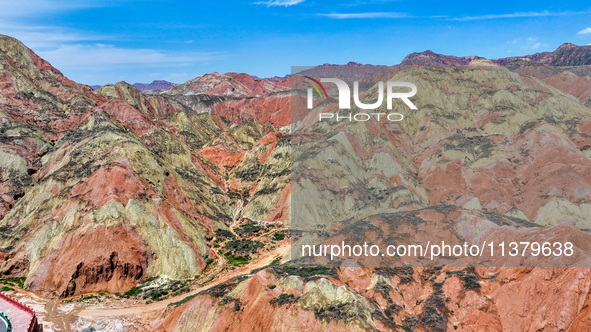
[401,50,476,67]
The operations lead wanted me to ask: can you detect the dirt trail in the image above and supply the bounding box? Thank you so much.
[77,244,289,318]
[11,234,289,330]
[44,300,83,332]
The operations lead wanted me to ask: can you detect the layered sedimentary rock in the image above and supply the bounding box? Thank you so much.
[164,53,591,330]
[161,265,591,332]
[3,33,591,331]
[163,72,289,97]
[0,35,289,298]
[401,50,476,67]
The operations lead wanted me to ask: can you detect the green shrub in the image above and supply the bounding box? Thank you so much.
[463,274,481,290]
[169,294,197,307]
[215,229,235,239]
[140,276,158,285]
[374,281,393,298]
[0,277,26,288]
[236,224,263,236]
[271,265,336,280]
[225,255,250,265]
[123,286,141,297]
[224,239,264,256]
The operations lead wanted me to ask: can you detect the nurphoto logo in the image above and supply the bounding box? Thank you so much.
[304,76,418,122]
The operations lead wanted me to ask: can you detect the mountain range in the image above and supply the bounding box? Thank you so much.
[2,34,591,331]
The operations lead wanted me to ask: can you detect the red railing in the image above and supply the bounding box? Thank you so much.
[28,315,39,332]
[0,292,39,332]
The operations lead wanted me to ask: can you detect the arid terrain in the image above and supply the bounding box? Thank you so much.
[2,34,591,331]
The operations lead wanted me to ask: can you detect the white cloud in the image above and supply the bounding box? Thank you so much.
[319,12,408,19]
[254,0,305,7]
[37,44,224,70]
[578,27,591,35]
[0,0,114,18]
[449,10,584,21]
[0,6,225,85]
[0,23,107,49]
[510,37,548,51]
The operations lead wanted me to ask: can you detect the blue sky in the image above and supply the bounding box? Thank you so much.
[2,0,591,85]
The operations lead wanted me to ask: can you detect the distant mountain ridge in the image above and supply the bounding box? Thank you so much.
[133,80,174,90]
[87,43,591,94]
[89,80,174,91]
[163,71,290,97]
[493,43,591,66]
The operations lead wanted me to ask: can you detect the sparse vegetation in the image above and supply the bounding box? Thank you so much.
[252,187,279,197]
[421,306,447,332]
[377,265,414,284]
[463,274,481,291]
[374,280,393,298]
[63,294,102,303]
[313,302,359,322]
[169,294,197,307]
[272,232,285,241]
[223,239,264,257]
[123,286,141,297]
[236,223,264,236]
[271,265,337,280]
[402,315,419,331]
[269,293,297,306]
[0,277,26,288]
[225,255,250,265]
[205,277,247,298]
[235,162,267,181]
[384,303,401,318]
[122,276,191,300]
